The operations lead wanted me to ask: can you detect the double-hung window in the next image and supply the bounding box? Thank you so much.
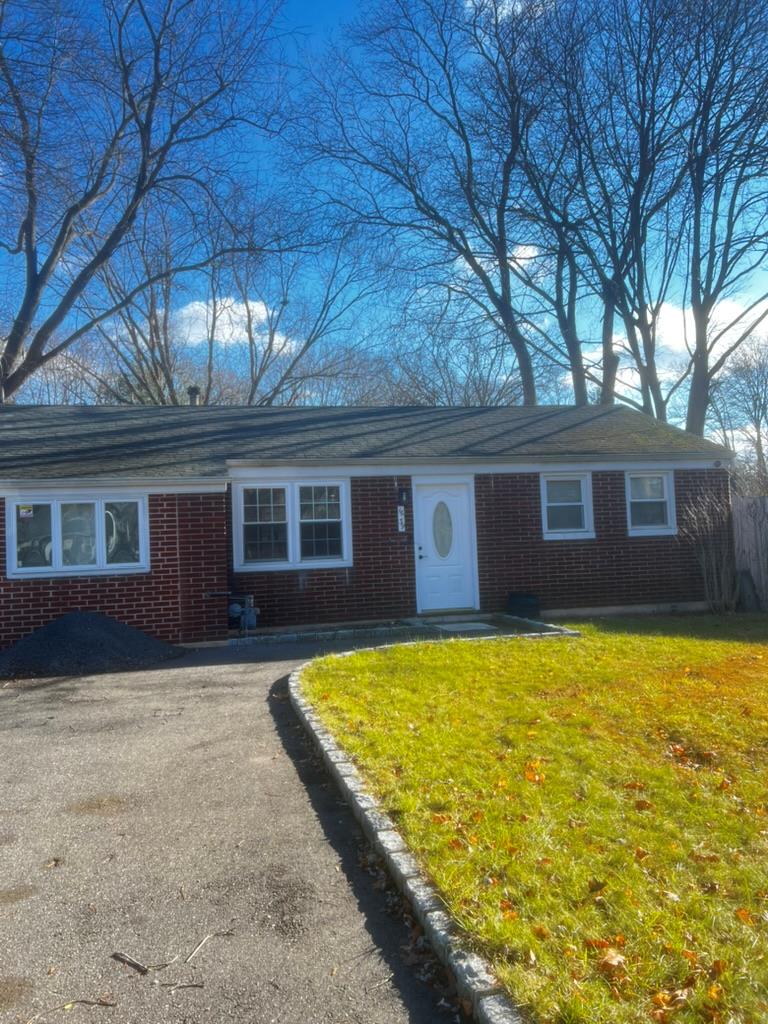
[243,488,288,562]
[235,480,351,570]
[626,472,676,535]
[299,485,343,559]
[540,473,595,540]
[8,496,148,577]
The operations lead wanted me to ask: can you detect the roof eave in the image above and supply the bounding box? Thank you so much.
[226,451,732,468]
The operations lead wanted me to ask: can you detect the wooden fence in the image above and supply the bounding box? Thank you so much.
[733,496,768,610]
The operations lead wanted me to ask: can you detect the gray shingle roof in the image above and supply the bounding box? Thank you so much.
[0,404,730,481]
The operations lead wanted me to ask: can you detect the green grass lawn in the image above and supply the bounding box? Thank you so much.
[301,616,768,1024]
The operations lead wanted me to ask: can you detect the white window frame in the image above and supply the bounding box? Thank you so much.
[233,479,353,572]
[625,471,677,536]
[6,494,150,579]
[540,472,595,541]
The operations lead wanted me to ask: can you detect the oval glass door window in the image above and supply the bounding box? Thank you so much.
[432,501,453,557]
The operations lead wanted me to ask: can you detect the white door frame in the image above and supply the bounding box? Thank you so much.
[412,475,480,613]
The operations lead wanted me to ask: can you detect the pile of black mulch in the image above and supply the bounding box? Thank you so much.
[0,611,183,679]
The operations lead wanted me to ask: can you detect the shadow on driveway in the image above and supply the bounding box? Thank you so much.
[265,668,457,1022]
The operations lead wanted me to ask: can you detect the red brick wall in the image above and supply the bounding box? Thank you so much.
[0,492,229,649]
[0,469,729,646]
[475,469,730,612]
[233,476,417,627]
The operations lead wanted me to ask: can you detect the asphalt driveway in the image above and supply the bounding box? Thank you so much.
[0,644,448,1024]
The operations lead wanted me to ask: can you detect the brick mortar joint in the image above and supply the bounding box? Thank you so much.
[287,654,524,1024]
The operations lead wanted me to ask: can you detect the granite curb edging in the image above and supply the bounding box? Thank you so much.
[287,653,526,1024]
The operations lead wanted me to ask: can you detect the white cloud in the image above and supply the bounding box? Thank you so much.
[655,296,768,358]
[510,244,540,266]
[174,298,294,354]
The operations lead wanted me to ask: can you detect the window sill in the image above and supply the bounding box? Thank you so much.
[628,527,677,538]
[6,565,150,580]
[542,531,596,542]
[234,558,353,573]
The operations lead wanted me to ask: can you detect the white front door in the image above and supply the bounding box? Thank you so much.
[414,481,477,612]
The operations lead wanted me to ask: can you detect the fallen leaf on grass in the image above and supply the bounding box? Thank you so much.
[532,924,550,940]
[524,761,545,784]
[735,907,754,925]
[597,949,627,978]
[500,899,518,920]
[635,799,654,811]
[635,847,650,861]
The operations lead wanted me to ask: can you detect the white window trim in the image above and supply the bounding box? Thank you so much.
[540,472,595,541]
[6,494,150,579]
[232,480,353,572]
[625,471,677,536]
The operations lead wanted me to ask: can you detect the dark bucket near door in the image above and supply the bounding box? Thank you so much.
[506,592,541,620]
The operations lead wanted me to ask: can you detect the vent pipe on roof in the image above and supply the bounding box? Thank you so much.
[187,385,200,406]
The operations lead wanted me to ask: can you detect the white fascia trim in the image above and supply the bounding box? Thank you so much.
[0,478,227,497]
[231,478,354,573]
[540,471,596,541]
[226,458,729,478]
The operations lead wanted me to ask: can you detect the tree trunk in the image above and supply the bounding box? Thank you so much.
[599,283,619,405]
[686,310,710,436]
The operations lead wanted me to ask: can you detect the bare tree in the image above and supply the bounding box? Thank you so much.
[15,344,97,405]
[710,336,768,493]
[511,0,768,426]
[71,225,382,407]
[300,0,554,405]
[0,0,281,402]
[298,0,768,429]
[677,0,768,434]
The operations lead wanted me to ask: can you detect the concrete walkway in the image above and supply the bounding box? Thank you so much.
[0,644,449,1024]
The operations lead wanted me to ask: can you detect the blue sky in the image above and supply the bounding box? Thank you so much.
[282,0,356,38]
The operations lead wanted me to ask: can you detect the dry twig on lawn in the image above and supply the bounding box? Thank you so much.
[110,952,148,975]
[25,997,117,1023]
[184,930,233,964]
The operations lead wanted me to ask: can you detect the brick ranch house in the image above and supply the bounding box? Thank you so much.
[0,404,731,649]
